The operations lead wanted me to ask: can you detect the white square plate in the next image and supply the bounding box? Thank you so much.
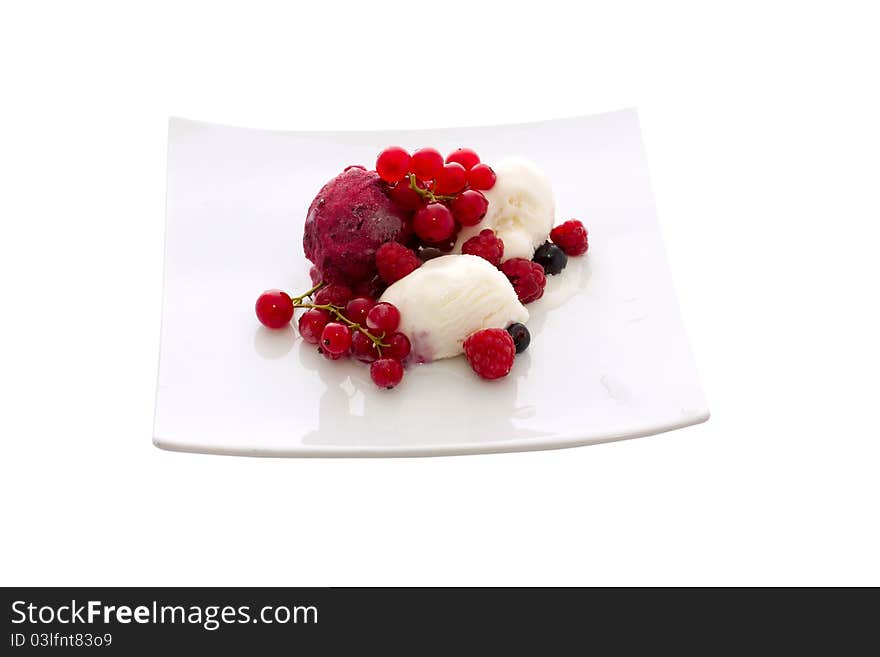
[154,110,708,457]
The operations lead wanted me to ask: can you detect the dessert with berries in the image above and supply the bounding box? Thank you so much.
[255,144,590,389]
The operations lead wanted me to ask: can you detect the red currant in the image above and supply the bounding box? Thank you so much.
[390,178,424,211]
[297,308,332,344]
[320,322,353,354]
[413,203,456,243]
[451,189,489,226]
[350,330,381,362]
[320,347,347,361]
[445,147,480,170]
[467,163,496,190]
[255,290,294,329]
[410,147,444,181]
[370,358,404,389]
[376,146,411,183]
[366,302,400,333]
[383,332,411,361]
[313,283,352,307]
[433,162,467,195]
[344,296,376,325]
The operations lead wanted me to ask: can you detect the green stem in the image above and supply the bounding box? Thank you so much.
[408,173,456,203]
[290,281,326,305]
[294,300,389,355]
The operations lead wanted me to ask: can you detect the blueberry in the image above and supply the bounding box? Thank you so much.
[418,246,445,262]
[532,241,568,275]
[506,323,531,354]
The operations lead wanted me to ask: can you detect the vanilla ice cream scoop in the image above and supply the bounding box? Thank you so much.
[454,157,555,262]
[379,254,528,362]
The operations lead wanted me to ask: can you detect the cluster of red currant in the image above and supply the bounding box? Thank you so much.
[255,283,410,389]
[376,146,496,250]
[255,144,592,388]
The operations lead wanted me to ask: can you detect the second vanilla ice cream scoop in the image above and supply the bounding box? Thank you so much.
[454,156,556,262]
[379,254,528,363]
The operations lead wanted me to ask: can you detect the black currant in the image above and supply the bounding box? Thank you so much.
[418,246,446,262]
[506,322,531,354]
[532,241,568,275]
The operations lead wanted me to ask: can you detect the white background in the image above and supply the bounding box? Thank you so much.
[1,1,878,586]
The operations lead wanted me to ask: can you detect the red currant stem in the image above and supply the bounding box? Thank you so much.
[294,301,389,354]
[407,173,456,203]
[290,281,326,305]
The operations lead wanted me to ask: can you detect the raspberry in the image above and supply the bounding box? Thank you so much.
[375,242,421,285]
[550,220,589,256]
[500,258,546,304]
[463,329,516,381]
[461,229,504,267]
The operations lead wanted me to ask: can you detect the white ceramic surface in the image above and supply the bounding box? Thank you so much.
[154,110,708,457]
